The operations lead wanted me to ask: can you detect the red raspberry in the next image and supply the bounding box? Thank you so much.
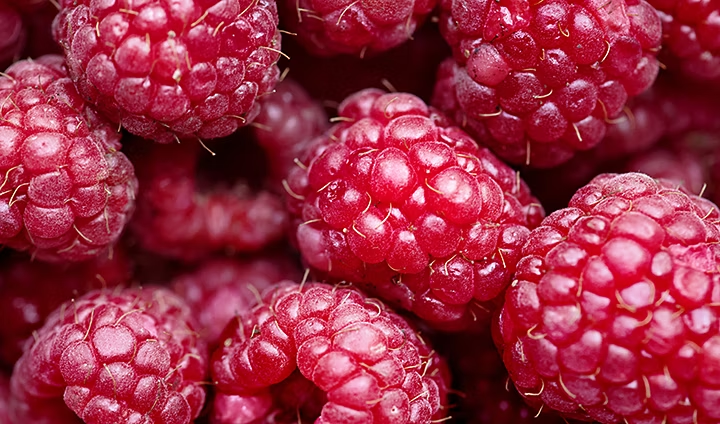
[252,79,328,191]
[171,254,301,346]
[128,139,288,261]
[284,89,544,329]
[650,0,720,84]
[0,55,138,262]
[53,0,281,143]
[0,2,25,69]
[0,249,131,366]
[211,282,451,423]
[10,287,208,423]
[281,0,437,57]
[434,0,663,168]
[497,172,720,423]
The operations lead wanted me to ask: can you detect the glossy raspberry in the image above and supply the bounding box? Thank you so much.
[171,254,301,346]
[497,172,720,423]
[281,0,437,57]
[285,89,544,329]
[0,55,138,262]
[434,0,663,168]
[128,139,288,261]
[0,2,25,69]
[53,0,281,143]
[10,287,208,424]
[252,78,328,191]
[211,282,451,423]
[0,248,131,366]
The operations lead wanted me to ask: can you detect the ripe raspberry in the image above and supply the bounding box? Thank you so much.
[0,248,131,367]
[497,172,720,423]
[252,79,328,191]
[10,286,208,423]
[211,282,451,423]
[281,0,437,57]
[53,0,281,143]
[171,254,301,346]
[284,89,544,329]
[0,2,25,69]
[128,138,288,261]
[650,0,720,83]
[0,55,138,262]
[434,0,663,168]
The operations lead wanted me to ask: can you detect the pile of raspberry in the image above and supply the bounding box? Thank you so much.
[1,0,720,423]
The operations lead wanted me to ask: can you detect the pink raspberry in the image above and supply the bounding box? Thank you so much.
[434,0,663,168]
[0,248,131,366]
[10,287,208,423]
[284,89,544,329]
[171,254,301,346]
[281,0,437,57]
[53,0,281,143]
[497,172,720,423]
[211,282,451,423]
[128,138,288,261]
[0,2,25,69]
[0,55,138,262]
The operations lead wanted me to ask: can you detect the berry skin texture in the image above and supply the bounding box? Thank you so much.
[53,0,281,143]
[128,140,288,261]
[434,0,663,168]
[0,249,131,367]
[10,287,208,424]
[0,2,25,69]
[281,0,437,57]
[0,55,138,262]
[285,89,544,329]
[497,172,720,423]
[171,254,301,346]
[211,282,451,424]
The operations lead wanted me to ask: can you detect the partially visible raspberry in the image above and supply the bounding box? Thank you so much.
[10,287,208,423]
[285,89,544,329]
[623,146,707,195]
[171,254,301,346]
[0,2,25,69]
[0,248,131,366]
[128,138,288,261]
[650,0,720,84]
[434,0,663,168]
[53,0,281,143]
[211,282,451,423]
[252,79,328,191]
[0,55,138,262]
[497,172,720,423]
[281,0,437,57]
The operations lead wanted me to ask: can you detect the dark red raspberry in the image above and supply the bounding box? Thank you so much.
[284,89,544,329]
[497,172,720,423]
[128,139,288,261]
[0,55,138,262]
[211,281,451,423]
[0,2,25,69]
[53,0,281,143]
[252,78,328,191]
[10,286,208,423]
[0,249,131,367]
[281,0,437,57]
[434,0,663,168]
[171,254,301,346]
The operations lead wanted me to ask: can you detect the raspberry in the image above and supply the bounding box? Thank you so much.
[0,248,131,367]
[252,79,328,191]
[10,287,208,423]
[171,254,301,346]
[650,0,720,84]
[128,138,288,261]
[0,55,138,262]
[284,89,544,329]
[53,0,282,143]
[0,2,25,69]
[623,146,707,195]
[211,282,451,423]
[434,0,663,168]
[497,172,720,423]
[281,0,437,57]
